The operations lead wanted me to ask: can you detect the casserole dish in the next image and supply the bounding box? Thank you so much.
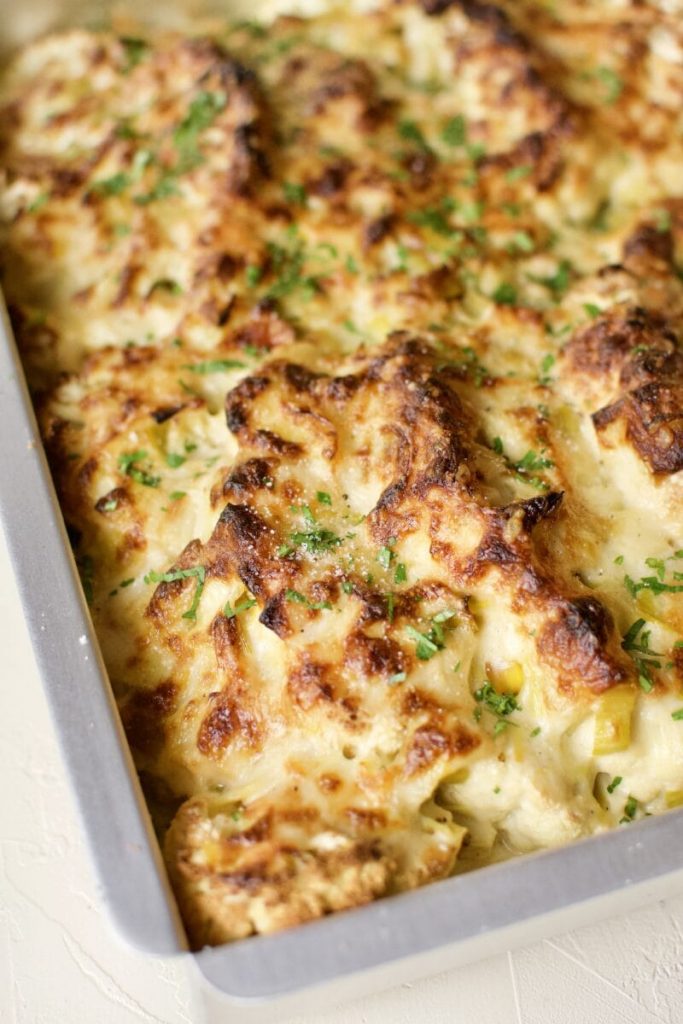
[1,1,683,1017]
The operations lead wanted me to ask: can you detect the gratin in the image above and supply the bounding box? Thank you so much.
[0,0,682,947]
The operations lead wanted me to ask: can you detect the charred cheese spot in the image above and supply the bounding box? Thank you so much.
[2,0,683,949]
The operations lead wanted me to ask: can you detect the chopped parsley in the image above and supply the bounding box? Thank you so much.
[441,114,466,147]
[620,795,638,824]
[539,353,555,385]
[266,239,321,301]
[282,181,307,206]
[223,596,257,618]
[182,359,246,374]
[285,589,331,611]
[493,439,553,491]
[27,192,48,213]
[290,503,315,525]
[118,450,160,488]
[316,491,332,505]
[91,172,130,197]
[595,66,623,105]
[245,265,262,287]
[653,208,672,233]
[394,562,407,585]
[625,552,683,597]
[279,526,342,557]
[450,345,491,387]
[516,450,554,474]
[509,230,535,254]
[621,618,661,693]
[583,303,602,319]
[606,776,623,794]
[144,566,206,620]
[474,682,521,722]
[530,260,572,300]
[377,542,396,570]
[165,452,186,468]
[492,282,517,306]
[405,625,441,661]
[387,671,406,685]
[672,708,683,721]
[407,199,457,237]
[405,610,456,660]
[505,164,532,183]
[134,175,179,205]
[398,118,429,148]
[120,36,149,73]
[169,491,186,501]
[173,90,227,169]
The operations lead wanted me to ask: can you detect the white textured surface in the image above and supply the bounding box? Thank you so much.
[2,522,683,1024]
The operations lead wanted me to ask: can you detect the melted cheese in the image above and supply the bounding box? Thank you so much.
[1,0,682,948]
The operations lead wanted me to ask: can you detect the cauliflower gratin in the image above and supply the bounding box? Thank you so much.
[1,0,683,948]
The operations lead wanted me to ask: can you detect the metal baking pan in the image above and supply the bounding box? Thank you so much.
[2,1,683,1015]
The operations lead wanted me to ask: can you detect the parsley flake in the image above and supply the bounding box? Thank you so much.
[144,566,206,620]
[224,596,257,618]
[118,450,160,488]
[441,114,466,147]
[182,359,246,374]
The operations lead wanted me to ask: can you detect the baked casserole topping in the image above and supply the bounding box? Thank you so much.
[1,0,682,946]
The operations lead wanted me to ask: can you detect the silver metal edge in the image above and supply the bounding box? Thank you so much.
[0,299,186,956]
[196,808,683,1000]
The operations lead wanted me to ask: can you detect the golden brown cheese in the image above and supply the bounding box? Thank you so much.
[1,0,683,949]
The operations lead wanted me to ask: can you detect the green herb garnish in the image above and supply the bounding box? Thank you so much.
[622,618,661,693]
[182,359,246,374]
[492,282,517,306]
[620,795,638,824]
[405,625,441,661]
[398,118,429,148]
[173,90,227,169]
[595,66,623,104]
[223,596,257,618]
[283,182,307,206]
[441,114,466,147]
[118,450,160,488]
[505,164,532,183]
[144,566,206,620]
[120,36,149,73]
[281,526,342,557]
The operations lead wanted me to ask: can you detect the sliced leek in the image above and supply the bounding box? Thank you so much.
[593,685,637,755]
